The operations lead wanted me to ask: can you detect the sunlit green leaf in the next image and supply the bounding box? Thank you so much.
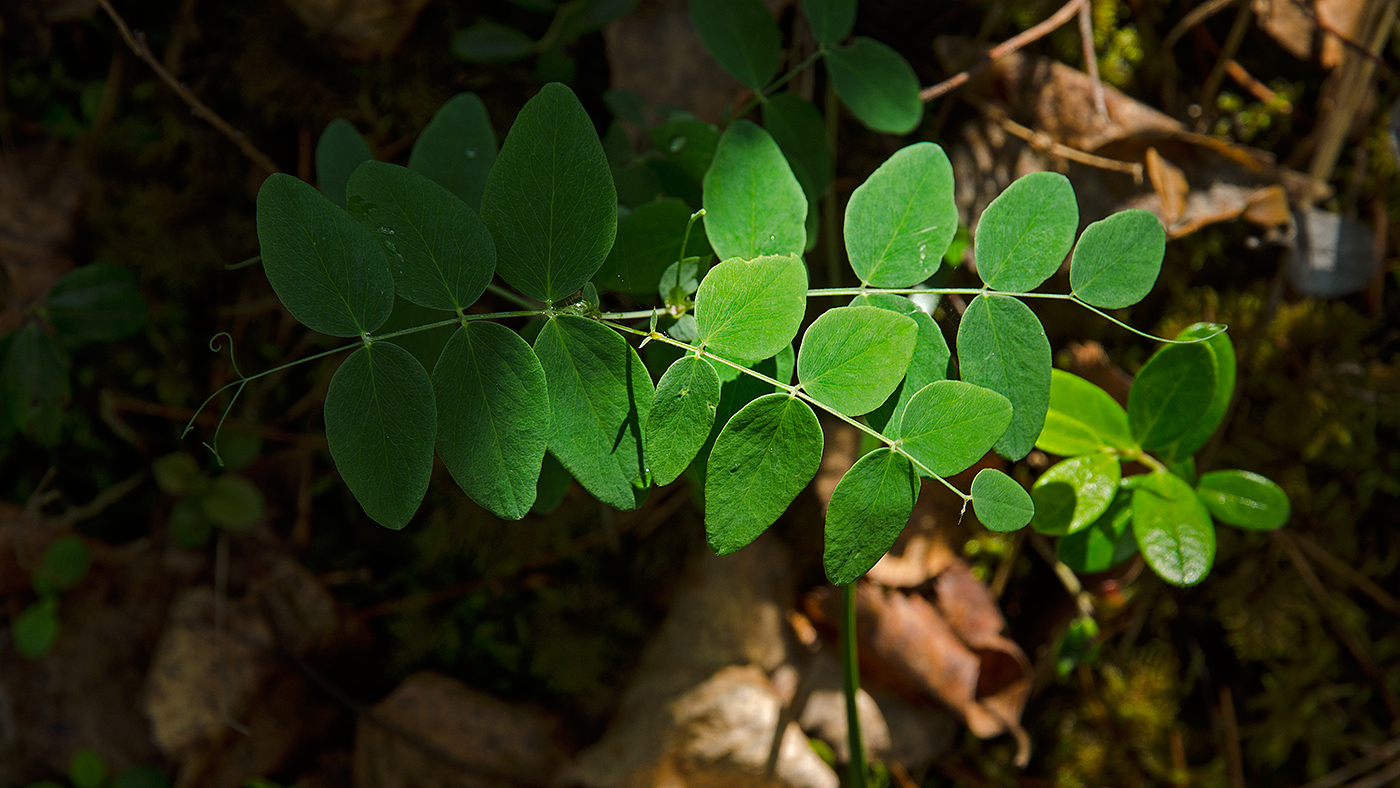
[409,92,497,211]
[896,380,1012,477]
[1057,489,1138,573]
[1070,209,1165,308]
[825,447,918,585]
[12,598,58,660]
[689,0,781,89]
[853,294,950,432]
[694,254,807,361]
[706,393,822,554]
[450,22,536,63]
[1196,470,1290,530]
[825,37,922,134]
[1132,471,1215,586]
[1030,454,1120,536]
[845,143,957,287]
[45,264,146,345]
[801,0,855,44]
[315,118,373,209]
[971,468,1033,533]
[646,355,722,485]
[1127,342,1216,451]
[325,343,436,529]
[594,199,709,295]
[1159,323,1234,459]
[3,324,70,445]
[797,306,917,416]
[974,171,1077,292]
[480,83,617,302]
[1036,369,1135,456]
[702,121,807,260]
[956,294,1050,460]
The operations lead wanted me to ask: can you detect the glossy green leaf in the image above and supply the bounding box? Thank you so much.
[797,306,917,416]
[824,447,918,584]
[534,316,653,509]
[594,199,708,294]
[433,322,549,520]
[825,37,922,134]
[801,0,855,44]
[325,343,436,529]
[1036,369,1135,456]
[1127,342,1216,450]
[450,22,536,63]
[3,324,70,445]
[480,83,617,302]
[347,161,495,312]
[70,748,106,788]
[201,474,265,530]
[1056,489,1138,573]
[705,393,822,555]
[45,264,146,345]
[852,294,951,432]
[845,143,957,287]
[702,121,807,261]
[956,294,1051,460]
[315,118,373,209]
[647,355,722,485]
[1070,209,1165,308]
[1159,323,1234,459]
[689,0,781,89]
[532,453,573,515]
[1196,470,1290,530]
[33,535,89,596]
[974,171,1077,292]
[409,92,497,211]
[1132,471,1215,586]
[971,468,1034,533]
[694,254,807,361]
[256,173,394,336]
[12,598,58,660]
[896,380,1012,477]
[1030,454,1121,535]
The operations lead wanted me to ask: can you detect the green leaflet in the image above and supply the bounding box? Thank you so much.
[825,37,923,134]
[824,447,918,585]
[1132,471,1215,586]
[315,118,373,209]
[844,143,958,287]
[763,92,830,249]
[705,393,822,555]
[433,322,550,520]
[1036,369,1135,456]
[646,355,722,485]
[1195,470,1290,530]
[1159,323,1234,459]
[956,294,1051,460]
[450,22,536,63]
[691,350,790,485]
[694,254,807,361]
[3,324,70,445]
[201,475,265,530]
[1069,209,1165,309]
[797,306,917,416]
[480,83,617,302]
[852,294,951,432]
[970,468,1034,533]
[408,92,498,211]
[1127,342,1217,451]
[534,316,653,510]
[347,161,495,313]
[1030,454,1121,536]
[256,173,394,337]
[12,598,58,660]
[702,121,807,261]
[689,0,781,90]
[324,342,436,529]
[801,0,855,45]
[594,198,710,295]
[896,380,1012,477]
[974,171,1077,292]
[44,264,147,345]
[1056,489,1137,573]
[533,453,573,515]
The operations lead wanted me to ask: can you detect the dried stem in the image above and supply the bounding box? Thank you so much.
[921,0,1088,102]
[1077,0,1108,117]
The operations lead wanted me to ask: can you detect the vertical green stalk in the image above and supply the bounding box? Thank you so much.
[823,82,842,291]
[841,581,867,787]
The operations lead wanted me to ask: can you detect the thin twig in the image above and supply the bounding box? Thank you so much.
[1163,0,1239,50]
[1294,534,1400,616]
[1220,687,1246,788]
[973,99,1144,182]
[1199,0,1254,124]
[921,0,1088,102]
[96,0,280,174]
[1077,0,1108,118]
[1299,736,1400,788]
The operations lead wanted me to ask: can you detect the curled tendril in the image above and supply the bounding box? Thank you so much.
[1069,299,1228,344]
[182,332,251,467]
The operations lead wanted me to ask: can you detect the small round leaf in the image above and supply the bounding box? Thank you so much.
[1127,342,1217,451]
[971,468,1034,533]
[1030,454,1121,536]
[824,448,918,585]
[1195,470,1290,530]
[974,171,1077,292]
[825,37,923,134]
[1070,209,1165,308]
[1132,471,1216,586]
[797,306,917,416]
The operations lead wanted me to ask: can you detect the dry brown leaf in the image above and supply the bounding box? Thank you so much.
[279,0,433,59]
[1146,148,1189,227]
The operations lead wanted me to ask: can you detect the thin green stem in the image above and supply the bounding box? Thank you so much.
[841,582,868,788]
[225,254,261,270]
[730,50,827,120]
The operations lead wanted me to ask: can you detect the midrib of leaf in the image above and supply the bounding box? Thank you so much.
[991,199,1055,285]
[555,322,630,473]
[294,198,361,333]
[867,165,935,283]
[1134,372,1194,443]
[467,335,513,507]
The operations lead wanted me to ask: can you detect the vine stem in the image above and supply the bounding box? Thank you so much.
[729,49,827,121]
[842,582,868,787]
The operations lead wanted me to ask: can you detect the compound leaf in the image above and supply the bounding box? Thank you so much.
[705,393,821,555]
[971,468,1033,533]
[1057,489,1137,573]
[1030,453,1121,535]
[534,316,653,510]
[594,198,709,295]
[801,0,856,44]
[646,355,722,485]
[324,343,436,529]
[1159,323,1234,459]
[825,447,918,585]
[480,83,617,302]
[957,294,1051,460]
[1132,471,1215,586]
[45,264,146,345]
[974,171,1077,292]
[694,253,807,361]
[689,0,781,90]
[1196,470,1290,530]
[347,161,495,313]
[702,121,807,260]
[797,306,917,416]
[315,118,373,209]
[1070,209,1165,308]
[897,380,1011,477]
[409,92,497,211]
[1128,342,1216,450]
[1037,369,1135,456]
[845,142,957,287]
[825,37,922,134]
[256,173,394,337]
[433,321,549,520]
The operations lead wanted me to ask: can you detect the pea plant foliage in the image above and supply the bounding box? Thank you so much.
[195,82,1286,590]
